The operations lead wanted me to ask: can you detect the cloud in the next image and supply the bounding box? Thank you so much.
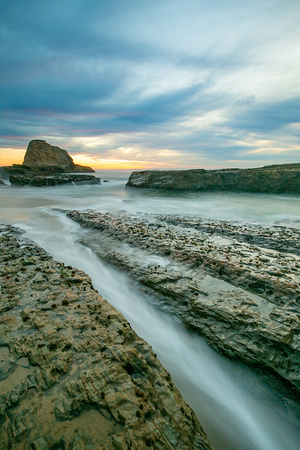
[232,97,300,132]
[0,0,300,168]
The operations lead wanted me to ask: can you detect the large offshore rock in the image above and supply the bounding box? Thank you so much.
[66,210,300,399]
[126,164,300,194]
[23,140,94,173]
[0,225,211,449]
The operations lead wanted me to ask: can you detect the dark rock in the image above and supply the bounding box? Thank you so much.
[9,174,101,187]
[126,163,300,194]
[0,167,14,179]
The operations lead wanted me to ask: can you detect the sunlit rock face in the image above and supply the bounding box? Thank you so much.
[23,140,94,173]
[126,164,300,194]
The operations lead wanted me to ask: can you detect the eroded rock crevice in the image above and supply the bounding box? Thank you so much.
[0,225,211,449]
[65,210,300,399]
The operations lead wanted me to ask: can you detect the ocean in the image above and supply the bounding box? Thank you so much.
[0,169,299,449]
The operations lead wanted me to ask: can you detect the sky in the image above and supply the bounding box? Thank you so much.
[0,0,300,170]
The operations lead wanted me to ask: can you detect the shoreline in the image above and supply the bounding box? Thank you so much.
[0,224,212,449]
[65,209,300,406]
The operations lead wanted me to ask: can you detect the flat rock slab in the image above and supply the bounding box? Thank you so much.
[65,210,300,397]
[126,164,300,194]
[0,225,211,449]
[9,174,101,186]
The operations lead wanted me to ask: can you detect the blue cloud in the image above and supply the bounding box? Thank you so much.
[233,97,300,132]
[0,0,300,167]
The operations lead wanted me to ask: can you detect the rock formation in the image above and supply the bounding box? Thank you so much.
[0,224,212,449]
[23,140,94,173]
[65,210,300,406]
[9,173,101,187]
[0,140,101,186]
[126,164,300,194]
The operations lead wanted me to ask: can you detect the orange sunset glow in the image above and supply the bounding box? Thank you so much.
[0,148,27,166]
[0,147,201,170]
[71,154,147,170]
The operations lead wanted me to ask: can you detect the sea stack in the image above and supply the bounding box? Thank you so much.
[23,139,94,173]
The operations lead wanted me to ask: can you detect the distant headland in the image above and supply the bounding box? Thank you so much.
[126,164,300,194]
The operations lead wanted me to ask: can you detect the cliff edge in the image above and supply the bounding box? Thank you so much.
[126,164,300,194]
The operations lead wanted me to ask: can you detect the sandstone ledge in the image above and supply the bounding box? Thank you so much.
[126,164,300,194]
[0,225,211,449]
[65,210,300,400]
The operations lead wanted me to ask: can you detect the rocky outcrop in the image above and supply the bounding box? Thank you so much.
[65,210,300,401]
[1,140,99,186]
[0,225,212,449]
[23,140,94,173]
[126,164,300,194]
[9,173,101,187]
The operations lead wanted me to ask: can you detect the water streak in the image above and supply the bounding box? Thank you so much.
[17,207,299,450]
[1,176,299,449]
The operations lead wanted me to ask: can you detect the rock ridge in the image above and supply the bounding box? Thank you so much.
[9,173,101,187]
[126,164,300,194]
[0,225,212,449]
[65,210,300,402]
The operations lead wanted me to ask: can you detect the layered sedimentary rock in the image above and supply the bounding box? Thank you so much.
[23,140,94,173]
[126,164,300,194]
[0,225,211,449]
[66,210,300,401]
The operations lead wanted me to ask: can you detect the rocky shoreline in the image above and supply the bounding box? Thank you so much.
[0,225,212,449]
[65,210,300,404]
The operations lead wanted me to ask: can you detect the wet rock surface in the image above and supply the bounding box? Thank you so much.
[9,173,101,187]
[0,225,212,449]
[126,164,300,194]
[66,210,300,398]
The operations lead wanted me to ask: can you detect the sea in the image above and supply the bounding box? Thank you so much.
[0,169,299,450]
